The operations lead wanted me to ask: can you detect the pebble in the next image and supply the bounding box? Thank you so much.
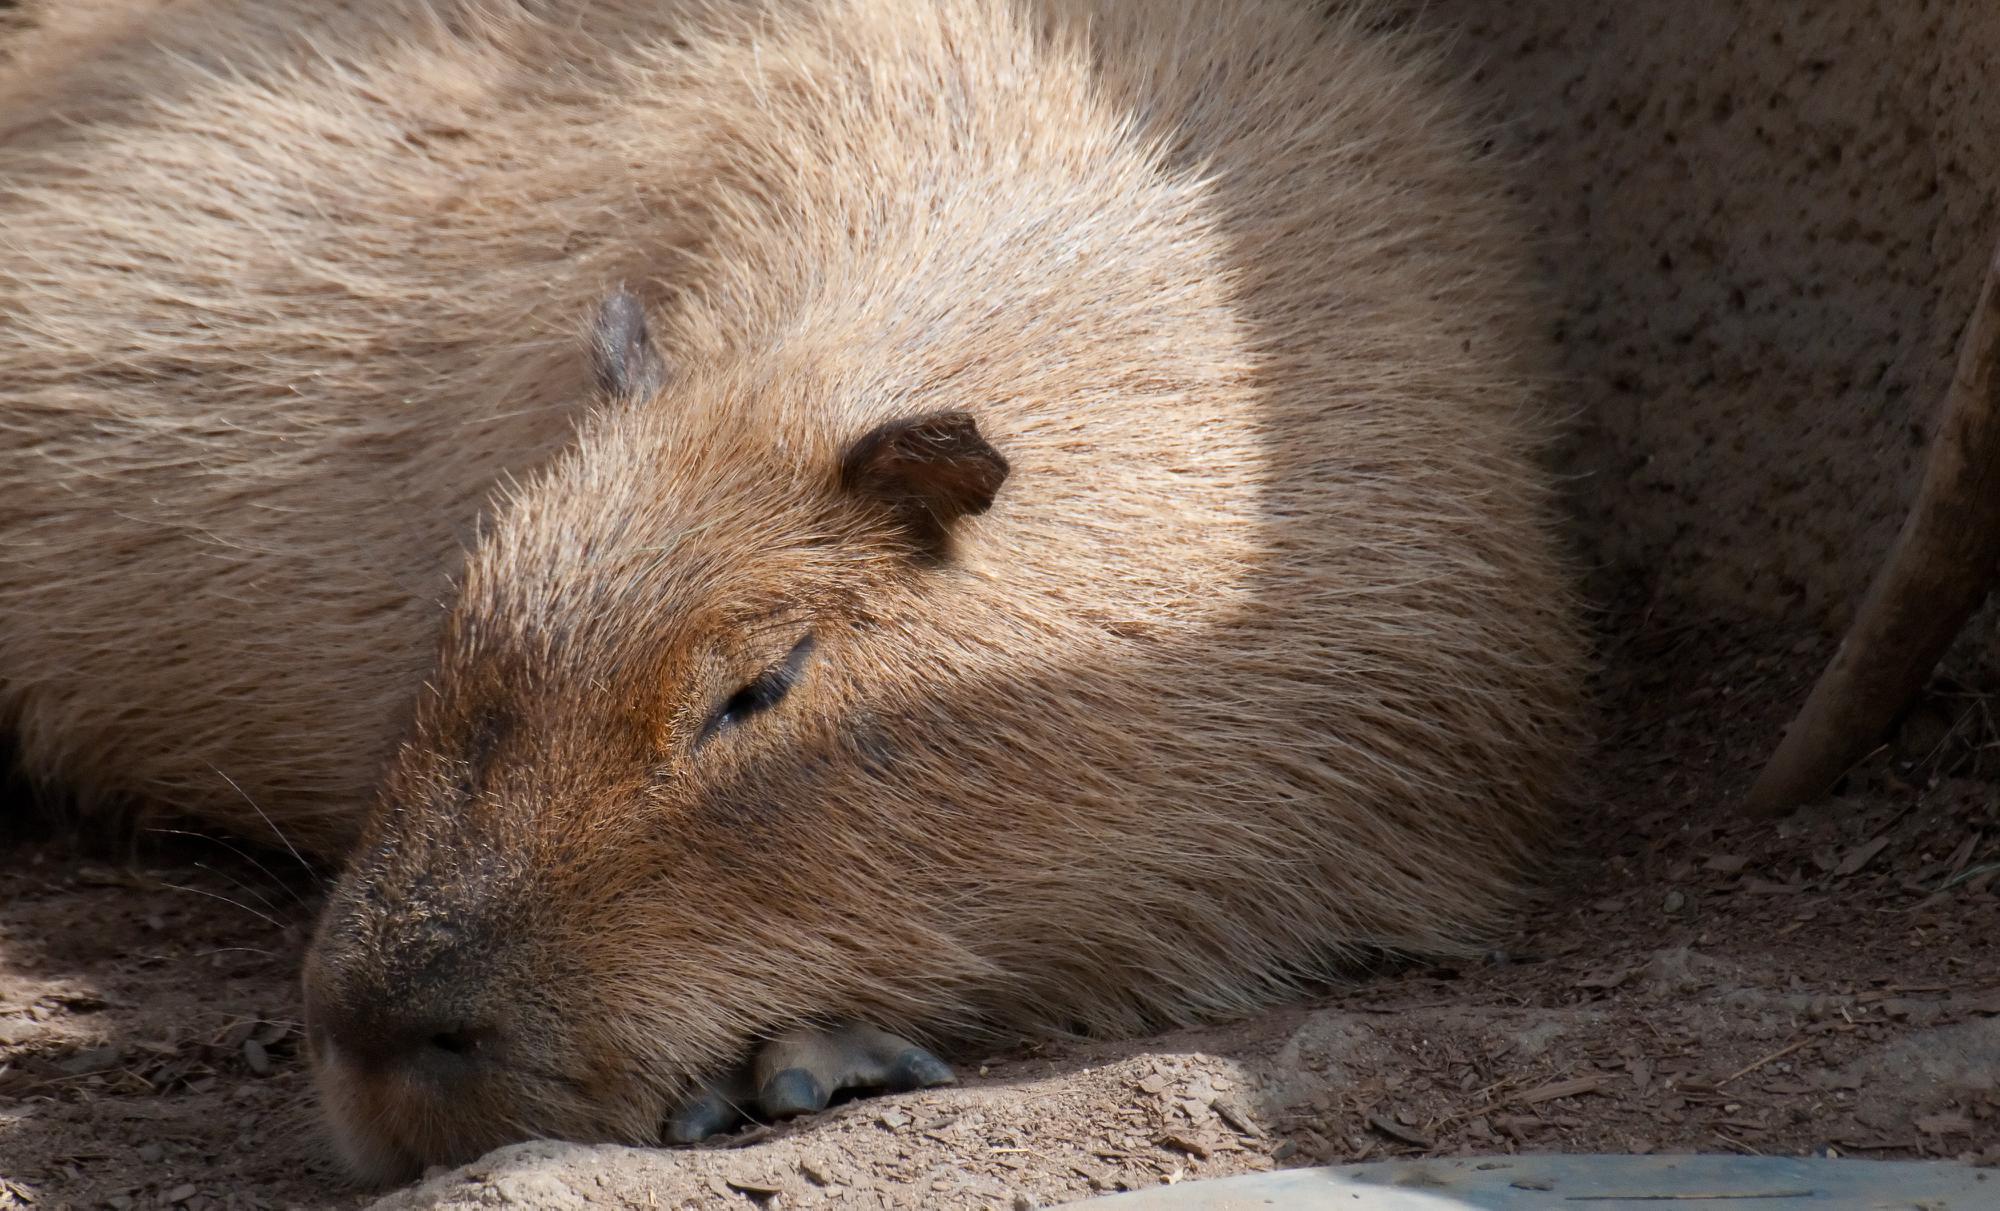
[242,1038,271,1076]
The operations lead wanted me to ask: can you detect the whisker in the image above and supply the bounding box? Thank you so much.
[145,825,313,909]
[185,946,283,961]
[211,766,314,877]
[191,861,283,916]
[157,881,286,930]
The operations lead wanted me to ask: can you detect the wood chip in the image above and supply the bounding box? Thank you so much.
[1155,1131,1211,1159]
[1716,1037,1810,1086]
[1957,987,2000,1015]
[1366,1114,1434,1149]
[723,1171,786,1197]
[1210,1097,1263,1138]
[1916,1113,1973,1136]
[1942,833,1980,882]
[1575,968,1634,990]
[1518,1075,1604,1104]
[1742,879,1804,894]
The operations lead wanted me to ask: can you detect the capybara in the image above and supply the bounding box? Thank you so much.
[0,0,1586,1183]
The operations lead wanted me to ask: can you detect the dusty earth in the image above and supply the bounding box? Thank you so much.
[4,588,1998,1211]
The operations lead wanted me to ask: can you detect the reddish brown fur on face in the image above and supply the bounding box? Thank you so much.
[2,0,1586,1184]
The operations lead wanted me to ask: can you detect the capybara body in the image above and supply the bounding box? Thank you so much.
[0,0,1585,1182]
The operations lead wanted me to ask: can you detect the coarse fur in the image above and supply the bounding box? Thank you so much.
[0,0,1587,1183]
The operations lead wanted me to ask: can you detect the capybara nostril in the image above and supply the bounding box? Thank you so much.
[426,1027,483,1058]
[308,983,496,1076]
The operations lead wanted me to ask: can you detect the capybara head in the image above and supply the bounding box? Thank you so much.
[303,294,1034,1176]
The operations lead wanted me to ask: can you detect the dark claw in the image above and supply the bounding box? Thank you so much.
[758,1067,831,1119]
[662,1089,742,1145]
[885,1048,955,1092]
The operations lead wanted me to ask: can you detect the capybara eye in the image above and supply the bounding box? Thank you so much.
[699,634,816,743]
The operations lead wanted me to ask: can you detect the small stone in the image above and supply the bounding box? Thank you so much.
[163,1184,198,1204]
[254,1022,293,1048]
[218,1020,258,1050]
[136,1143,165,1164]
[1663,890,1686,913]
[242,1038,271,1076]
[798,1158,837,1186]
[1011,1195,1040,1211]
[56,1046,122,1076]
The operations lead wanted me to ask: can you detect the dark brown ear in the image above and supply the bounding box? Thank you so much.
[589,287,667,401]
[840,411,1009,557]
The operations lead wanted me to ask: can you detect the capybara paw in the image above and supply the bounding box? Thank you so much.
[662,1023,954,1144]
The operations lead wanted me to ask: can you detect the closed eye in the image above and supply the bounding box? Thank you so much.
[698,634,816,745]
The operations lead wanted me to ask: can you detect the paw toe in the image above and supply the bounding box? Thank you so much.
[758,1066,833,1119]
[662,1089,741,1145]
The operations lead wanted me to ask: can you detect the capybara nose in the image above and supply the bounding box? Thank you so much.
[303,964,497,1078]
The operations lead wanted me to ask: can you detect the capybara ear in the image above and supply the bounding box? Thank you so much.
[589,287,667,401]
[839,411,1009,556]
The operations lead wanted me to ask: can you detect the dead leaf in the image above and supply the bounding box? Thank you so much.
[1836,836,1891,877]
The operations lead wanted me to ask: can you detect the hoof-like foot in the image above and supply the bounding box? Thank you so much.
[663,1023,954,1144]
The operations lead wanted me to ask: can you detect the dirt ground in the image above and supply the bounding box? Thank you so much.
[4,588,1998,1211]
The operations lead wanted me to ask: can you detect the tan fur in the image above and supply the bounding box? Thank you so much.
[0,0,1587,1182]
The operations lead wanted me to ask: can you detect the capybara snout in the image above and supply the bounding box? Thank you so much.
[2,0,1588,1185]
